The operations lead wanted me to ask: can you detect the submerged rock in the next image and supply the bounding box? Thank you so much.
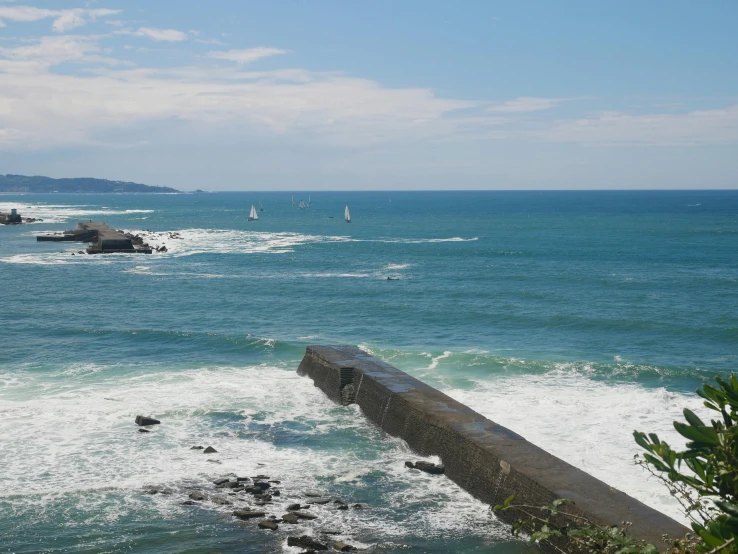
[293,511,318,520]
[281,513,299,524]
[190,445,204,450]
[287,536,328,551]
[138,429,150,433]
[304,490,322,497]
[413,461,445,475]
[135,415,161,426]
[188,491,206,501]
[232,510,266,520]
[333,542,356,552]
[258,519,278,530]
[213,478,230,486]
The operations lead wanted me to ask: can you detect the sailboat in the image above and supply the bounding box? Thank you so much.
[291,194,295,207]
[248,204,258,221]
[307,195,311,209]
[344,203,351,223]
[298,199,306,209]
[259,200,264,212]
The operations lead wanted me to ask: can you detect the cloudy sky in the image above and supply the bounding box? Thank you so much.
[0,0,736,190]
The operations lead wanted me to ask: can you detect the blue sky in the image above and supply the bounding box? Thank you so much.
[0,0,736,190]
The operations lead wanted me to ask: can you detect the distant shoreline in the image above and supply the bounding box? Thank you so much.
[0,174,179,194]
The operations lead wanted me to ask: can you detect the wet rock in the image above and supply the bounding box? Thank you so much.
[281,513,299,524]
[213,478,230,486]
[332,499,345,504]
[232,510,266,520]
[337,504,348,511]
[138,429,150,433]
[189,491,206,501]
[311,498,331,505]
[210,495,232,505]
[181,500,197,506]
[268,480,281,484]
[253,481,271,491]
[352,504,363,509]
[206,459,221,464]
[287,536,328,551]
[245,485,263,494]
[304,490,322,497]
[287,503,302,511]
[319,529,342,535]
[258,519,278,531]
[333,542,356,552]
[232,486,245,493]
[293,511,318,520]
[224,481,242,489]
[135,415,161,426]
[253,474,270,480]
[254,493,272,502]
[413,461,445,475]
[142,486,158,495]
[236,476,250,482]
[203,446,217,454]
[404,461,415,469]
[190,445,204,450]
[271,489,280,496]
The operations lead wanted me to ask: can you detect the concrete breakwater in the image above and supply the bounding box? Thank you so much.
[297,345,688,551]
[37,222,153,254]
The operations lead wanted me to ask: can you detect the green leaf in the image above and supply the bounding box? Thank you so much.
[683,408,706,428]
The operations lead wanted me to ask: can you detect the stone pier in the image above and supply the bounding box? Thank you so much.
[297,345,687,551]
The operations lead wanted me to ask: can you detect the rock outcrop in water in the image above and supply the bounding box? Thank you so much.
[135,415,161,426]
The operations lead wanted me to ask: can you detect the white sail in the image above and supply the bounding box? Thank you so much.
[298,199,305,209]
[308,195,311,208]
[259,200,263,212]
[248,204,258,221]
[344,203,351,223]
[291,194,295,206]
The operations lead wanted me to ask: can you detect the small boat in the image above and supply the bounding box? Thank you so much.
[307,195,311,209]
[248,204,258,221]
[259,200,264,212]
[386,276,399,281]
[291,194,295,207]
[298,199,306,209]
[344,203,351,223]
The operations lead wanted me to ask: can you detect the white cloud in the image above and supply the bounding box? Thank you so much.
[0,6,118,31]
[534,106,738,146]
[207,47,287,64]
[132,27,188,42]
[487,97,569,113]
[0,33,736,155]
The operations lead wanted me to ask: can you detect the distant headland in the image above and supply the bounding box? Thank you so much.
[0,174,179,193]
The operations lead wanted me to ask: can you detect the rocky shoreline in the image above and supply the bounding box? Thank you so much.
[135,415,448,553]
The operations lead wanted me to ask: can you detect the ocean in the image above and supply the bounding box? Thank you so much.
[0,190,736,553]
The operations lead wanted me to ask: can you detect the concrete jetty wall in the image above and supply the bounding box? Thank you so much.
[297,345,687,550]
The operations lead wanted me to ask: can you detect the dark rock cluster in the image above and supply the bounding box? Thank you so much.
[405,461,445,474]
[130,416,398,552]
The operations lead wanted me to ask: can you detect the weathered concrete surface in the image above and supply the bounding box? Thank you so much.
[298,345,688,551]
[0,210,22,224]
[37,222,151,253]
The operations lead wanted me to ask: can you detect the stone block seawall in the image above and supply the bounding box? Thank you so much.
[297,345,687,552]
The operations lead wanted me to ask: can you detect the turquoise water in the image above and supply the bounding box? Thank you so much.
[1,191,736,553]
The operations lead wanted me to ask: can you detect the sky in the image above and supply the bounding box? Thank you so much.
[0,0,736,191]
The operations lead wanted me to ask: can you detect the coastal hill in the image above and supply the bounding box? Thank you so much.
[0,174,179,193]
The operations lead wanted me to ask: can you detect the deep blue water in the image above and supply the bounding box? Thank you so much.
[0,191,736,553]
